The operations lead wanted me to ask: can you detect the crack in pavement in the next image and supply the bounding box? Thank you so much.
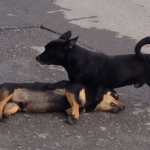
[0,25,95,51]
[0,25,41,31]
[40,25,95,51]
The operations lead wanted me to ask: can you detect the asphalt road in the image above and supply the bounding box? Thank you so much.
[0,0,150,150]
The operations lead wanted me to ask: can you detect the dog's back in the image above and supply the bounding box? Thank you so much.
[0,82,52,95]
[0,80,71,95]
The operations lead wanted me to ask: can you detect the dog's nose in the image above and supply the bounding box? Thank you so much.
[36,56,40,62]
[120,106,125,110]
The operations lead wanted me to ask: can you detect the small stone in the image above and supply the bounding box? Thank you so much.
[54,143,61,147]
[100,127,107,131]
[76,135,81,139]
[18,143,21,149]
[65,132,69,136]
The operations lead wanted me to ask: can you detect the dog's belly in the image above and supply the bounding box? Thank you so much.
[12,89,70,113]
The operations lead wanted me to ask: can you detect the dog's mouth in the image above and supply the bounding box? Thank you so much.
[38,61,45,65]
[36,57,49,65]
[110,102,125,113]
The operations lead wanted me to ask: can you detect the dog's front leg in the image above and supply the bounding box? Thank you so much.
[65,92,80,124]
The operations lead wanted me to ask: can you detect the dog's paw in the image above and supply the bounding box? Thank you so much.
[66,116,74,125]
[71,112,79,120]
[66,115,78,125]
[3,113,11,118]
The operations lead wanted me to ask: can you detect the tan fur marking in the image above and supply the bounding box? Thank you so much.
[0,90,9,102]
[3,102,20,116]
[95,91,124,112]
[79,88,86,106]
[80,108,86,114]
[0,89,19,118]
[66,92,79,119]
[66,108,72,116]
[54,89,66,95]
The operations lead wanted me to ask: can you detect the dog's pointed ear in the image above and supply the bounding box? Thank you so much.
[65,36,79,49]
[59,30,72,40]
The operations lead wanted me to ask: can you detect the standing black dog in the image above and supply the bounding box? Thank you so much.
[36,30,150,89]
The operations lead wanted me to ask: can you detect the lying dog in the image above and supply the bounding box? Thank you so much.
[0,81,124,124]
[36,28,150,89]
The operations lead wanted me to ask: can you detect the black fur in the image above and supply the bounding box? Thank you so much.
[36,32,150,89]
[0,80,70,95]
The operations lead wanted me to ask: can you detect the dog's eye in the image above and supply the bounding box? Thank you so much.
[111,93,119,100]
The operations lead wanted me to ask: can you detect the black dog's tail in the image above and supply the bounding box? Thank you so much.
[135,36,150,61]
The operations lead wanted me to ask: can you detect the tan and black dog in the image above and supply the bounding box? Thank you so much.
[0,80,124,124]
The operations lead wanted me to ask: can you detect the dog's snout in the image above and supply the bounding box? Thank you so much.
[36,56,40,62]
[35,56,45,65]
[120,106,125,110]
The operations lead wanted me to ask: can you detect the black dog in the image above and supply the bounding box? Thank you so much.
[0,80,124,124]
[36,29,150,89]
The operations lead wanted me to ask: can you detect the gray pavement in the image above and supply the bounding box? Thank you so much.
[0,0,150,150]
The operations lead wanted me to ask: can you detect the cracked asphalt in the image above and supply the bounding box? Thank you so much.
[0,0,150,150]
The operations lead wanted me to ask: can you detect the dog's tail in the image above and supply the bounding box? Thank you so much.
[135,36,150,61]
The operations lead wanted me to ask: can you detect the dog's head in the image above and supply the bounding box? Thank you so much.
[95,88,125,113]
[36,31,78,66]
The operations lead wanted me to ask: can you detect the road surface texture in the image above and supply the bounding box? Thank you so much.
[0,0,150,150]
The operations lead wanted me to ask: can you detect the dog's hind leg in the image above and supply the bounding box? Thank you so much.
[0,89,18,120]
[3,102,21,118]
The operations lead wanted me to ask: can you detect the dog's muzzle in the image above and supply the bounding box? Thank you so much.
[35,56,45,65]
[36,56,40,62]
[110,102,125,113]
